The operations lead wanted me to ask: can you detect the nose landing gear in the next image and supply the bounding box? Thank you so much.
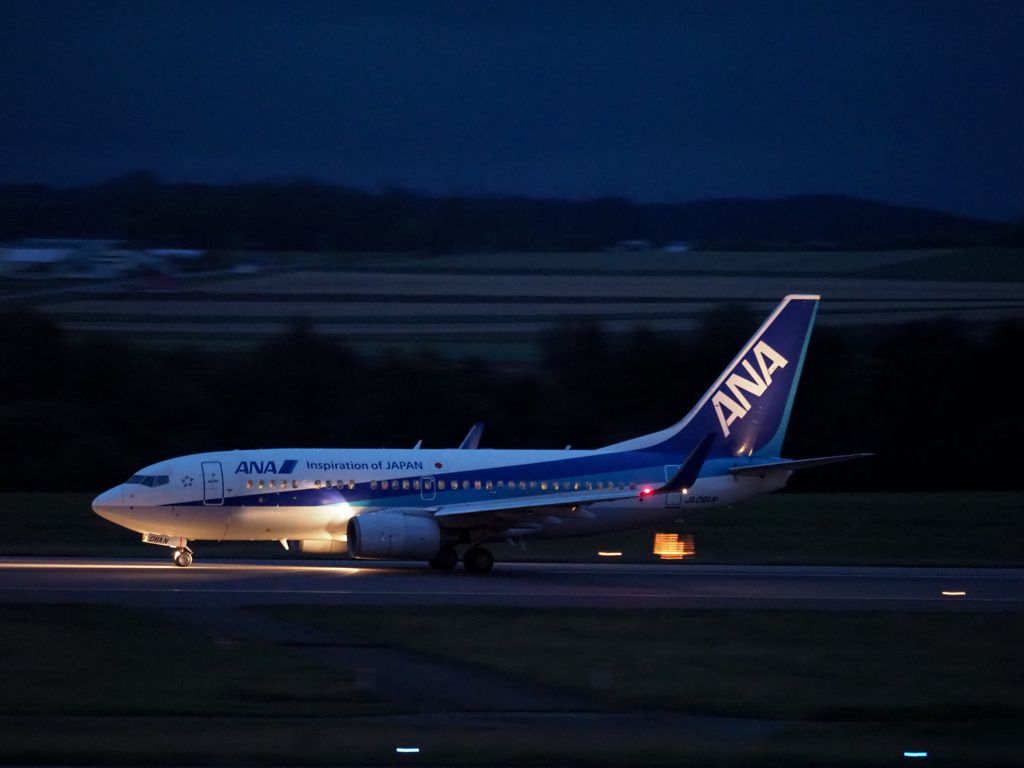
[172,547,194,568]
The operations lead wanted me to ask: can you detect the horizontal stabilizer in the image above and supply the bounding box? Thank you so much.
[727,453,873,477]
[657,433,716,494]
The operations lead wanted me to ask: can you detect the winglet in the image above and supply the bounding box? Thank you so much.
[459,422,485,450]
[655,433,716,494]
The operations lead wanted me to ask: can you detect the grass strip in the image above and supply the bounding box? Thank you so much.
[262,606,1024,722]
[5,714,1021,767]
[1,602,1020,765]
[0,604,386,719]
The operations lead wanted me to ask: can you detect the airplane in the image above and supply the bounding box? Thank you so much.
[92,295,869,572]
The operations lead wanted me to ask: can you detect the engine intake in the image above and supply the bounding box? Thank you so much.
[347,512,441,560]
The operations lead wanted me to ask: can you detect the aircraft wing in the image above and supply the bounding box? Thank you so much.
[432,486,642,521]
[435,433,716,522]
[727,453,872,477]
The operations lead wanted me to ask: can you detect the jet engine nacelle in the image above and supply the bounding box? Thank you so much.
[346,512,441,560]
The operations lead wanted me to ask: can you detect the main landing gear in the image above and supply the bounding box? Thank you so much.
[463,546,494,574]
[428,544,459,571]
[172,547,194,568]
[427,544,494,573]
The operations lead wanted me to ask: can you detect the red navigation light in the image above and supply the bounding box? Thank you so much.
[642,487,652,495]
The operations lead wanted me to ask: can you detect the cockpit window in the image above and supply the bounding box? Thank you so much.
[128,474,169,487]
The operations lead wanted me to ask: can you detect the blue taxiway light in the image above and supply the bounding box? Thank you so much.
[396,747,420,753]
[904,752,928,758]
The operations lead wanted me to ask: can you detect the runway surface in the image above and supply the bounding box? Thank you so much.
[3,557,1024,611]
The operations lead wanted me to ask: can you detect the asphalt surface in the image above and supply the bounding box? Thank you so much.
[2,557,1023,611]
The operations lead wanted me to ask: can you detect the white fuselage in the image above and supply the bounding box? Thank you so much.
[92,447,790,544]
[91,295,831,569]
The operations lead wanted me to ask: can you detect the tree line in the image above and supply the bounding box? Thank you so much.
[1,172,1018,253]
[1,306,1021,494]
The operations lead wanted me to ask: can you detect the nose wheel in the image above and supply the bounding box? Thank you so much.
[172,547,194,568]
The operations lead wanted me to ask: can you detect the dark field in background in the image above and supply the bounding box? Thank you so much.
[2,300,1022,494]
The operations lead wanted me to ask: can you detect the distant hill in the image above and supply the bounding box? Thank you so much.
[0,174,1015,252]
[642,195,1014,249]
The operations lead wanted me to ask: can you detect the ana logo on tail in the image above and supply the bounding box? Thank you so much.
[711,341,788,437]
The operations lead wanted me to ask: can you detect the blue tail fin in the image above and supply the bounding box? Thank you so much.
[601,295,819,459]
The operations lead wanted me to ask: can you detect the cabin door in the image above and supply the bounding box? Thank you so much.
[202,461,224,505]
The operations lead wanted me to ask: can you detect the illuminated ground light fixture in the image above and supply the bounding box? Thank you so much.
[396,747,420,753]
[904,752,928,758]
[653,532,695,560]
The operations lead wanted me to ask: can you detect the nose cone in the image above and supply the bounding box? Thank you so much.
[92,485,124,523]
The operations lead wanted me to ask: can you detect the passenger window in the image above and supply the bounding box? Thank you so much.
[348,480,355,490]
[413,479,421,490]
[259,479,265,489]
[402,480,410,490]
[370,480,377,490]
[292,480,298,489]
[553,482,560,490]
[438,480,446,490]
[485,480,493,490]
[519,481,526,490]
[629,481,637,490]
[381,480,388,490]
[269,480,276,489]
[586,481,593,490]
[474,480,481,490]
[530,481,537,490]
[247,479,253,489]
[541,482,548,490]
[314,480,320,489]
[497,481,504,489]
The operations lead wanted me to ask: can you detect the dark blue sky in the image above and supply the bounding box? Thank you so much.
[2,0,1022,220]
